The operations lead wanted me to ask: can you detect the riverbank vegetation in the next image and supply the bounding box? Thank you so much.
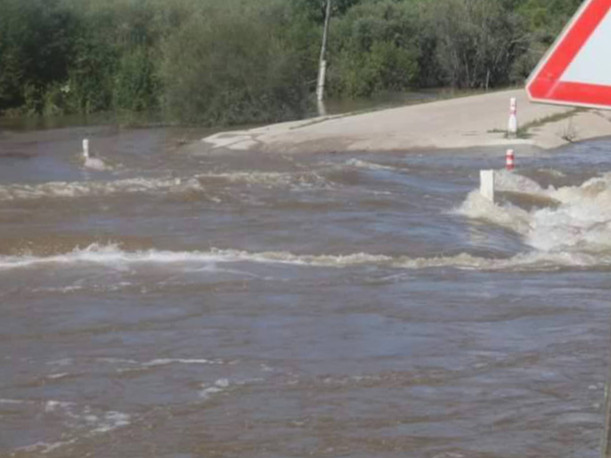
[0,0,581,125]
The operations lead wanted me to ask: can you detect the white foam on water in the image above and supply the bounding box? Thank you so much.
[199,378,231,400]
[84,156,109,171]
[5,172,611,274]
[32,281,133,294]
[0,398,27,405]
[537,168,567,178]
[457,190,532,235]
[47,373,70,380]
[15,420,126,454]
[90,411,131,433]
[0,170,329,202]
[95,357,140,365]
[18,439,78,454]
[196,171,329,190]
[11,398,132,455]
[0,243,393,271]
[0,176,204,201]
[31,285,85,294]
[141,358,224,367]
[0,241,608,274]
[346,159,400,172]
[45,400,75,412]
[458,170,611,257]
[197,171,293,186]
[396,250,608,271]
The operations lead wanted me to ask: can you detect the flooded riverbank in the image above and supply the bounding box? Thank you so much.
[1,124,610,457]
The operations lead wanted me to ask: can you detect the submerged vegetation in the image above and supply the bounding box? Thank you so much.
[0,0,582,125]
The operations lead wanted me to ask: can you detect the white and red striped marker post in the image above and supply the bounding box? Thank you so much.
[508,97,518,138]
[506,149,515,171]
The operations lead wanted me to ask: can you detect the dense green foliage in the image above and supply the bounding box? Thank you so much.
[0,0,583,124]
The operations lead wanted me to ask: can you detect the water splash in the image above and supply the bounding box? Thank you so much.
[457,170,611,254]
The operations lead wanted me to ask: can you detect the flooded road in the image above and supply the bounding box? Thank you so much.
[1,124,610,457]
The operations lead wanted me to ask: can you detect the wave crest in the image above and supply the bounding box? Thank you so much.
[0,243,608,273]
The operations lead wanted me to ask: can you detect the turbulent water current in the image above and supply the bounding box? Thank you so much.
[1,124,611,457]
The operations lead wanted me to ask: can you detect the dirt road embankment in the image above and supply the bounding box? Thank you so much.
[200,89,611,154]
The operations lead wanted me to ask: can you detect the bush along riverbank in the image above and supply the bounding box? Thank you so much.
[0,0,582,126]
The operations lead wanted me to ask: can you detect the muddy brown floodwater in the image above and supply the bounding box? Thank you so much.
[1,124,611,457]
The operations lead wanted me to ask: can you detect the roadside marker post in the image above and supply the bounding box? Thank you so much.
[506,149,515,171]
[480,99,517,199]
[479,170,495,203]
[508,97,518,138]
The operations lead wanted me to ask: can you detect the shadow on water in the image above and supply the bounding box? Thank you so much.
[0,88,488,134]
[318,88,491,117]
[0,112,130,132]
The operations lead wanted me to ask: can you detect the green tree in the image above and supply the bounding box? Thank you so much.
[328,0,421,97]
[420,0,529,89]
[0,0,590,123]
[0,0,77,113]
[160,1,311,125]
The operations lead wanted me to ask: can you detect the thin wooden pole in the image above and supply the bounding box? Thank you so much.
[316,0,332,105]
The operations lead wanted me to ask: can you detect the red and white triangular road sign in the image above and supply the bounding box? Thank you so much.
[527,0,611,109]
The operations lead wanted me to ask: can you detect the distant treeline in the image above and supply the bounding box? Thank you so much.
[0,0,581,125]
